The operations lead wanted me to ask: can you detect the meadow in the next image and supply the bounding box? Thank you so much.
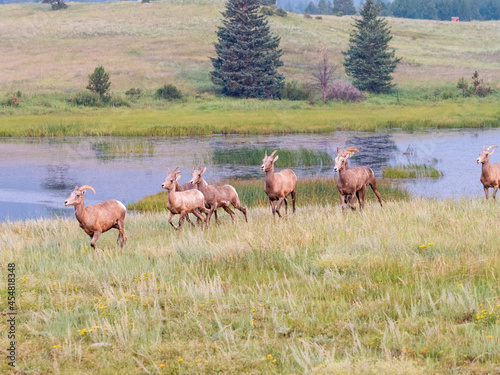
[1,1,500,136]
[1,199,499,374]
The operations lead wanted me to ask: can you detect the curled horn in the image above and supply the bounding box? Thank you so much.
[173,166,180,175]
[78,185,96,194]
[486,145,498,152]
[265,150,267,157]
[270,150,278,157]
[342,147,359,158]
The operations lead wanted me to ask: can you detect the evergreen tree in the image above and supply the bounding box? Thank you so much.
[305,1,319,14]
[343,0,400,93]
[211,0,285,98]
[333,0,356,14]
[317,0,333,14]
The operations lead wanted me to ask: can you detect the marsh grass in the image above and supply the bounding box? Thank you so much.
[127,177,410,212]
[383,164,443,178]
[211,147,334,167]
[1,199,499,373]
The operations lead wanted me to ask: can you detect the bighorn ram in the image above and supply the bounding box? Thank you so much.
[190,166,248,224]
[161,167,210,230]
[261,150,297,217]
[477,145,500,199]
[64,185,127,250]
[334,147,383,212]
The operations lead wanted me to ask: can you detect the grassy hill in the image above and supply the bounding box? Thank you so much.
[1,0,499,94]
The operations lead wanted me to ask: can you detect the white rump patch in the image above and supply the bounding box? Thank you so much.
[115,200,127,211]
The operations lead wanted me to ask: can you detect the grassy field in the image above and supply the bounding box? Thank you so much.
[127,177,410,212]
[1,199,499,374]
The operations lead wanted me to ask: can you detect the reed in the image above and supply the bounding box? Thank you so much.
[383,164,443,178]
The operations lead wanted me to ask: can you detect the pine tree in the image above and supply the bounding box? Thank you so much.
[342,0,400,93]
[211,0,284,98]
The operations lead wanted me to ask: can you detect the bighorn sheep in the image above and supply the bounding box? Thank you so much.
[161,167,210,230]
[334,147,383,212]
[261,150,297,217]
[477,145,500,199]
[64,186,127,250]
[190,166,248,224]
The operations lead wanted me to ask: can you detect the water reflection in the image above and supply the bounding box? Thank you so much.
[345,134,398,175]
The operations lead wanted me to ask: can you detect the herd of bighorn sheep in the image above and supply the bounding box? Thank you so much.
[65,145,496,250]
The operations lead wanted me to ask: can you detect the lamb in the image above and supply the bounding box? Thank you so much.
[334,147,383,212]
[64,185,127,250]
[261,150,297,217]
[477,145,500,199]
[161,167,210,230]
[190,166,248,224]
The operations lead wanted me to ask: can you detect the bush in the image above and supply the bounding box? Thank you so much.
[281,80,309,100]
[156,84,182,101]
[261,0,276,5]
[71,91,103,107]
[440,90,455,100]
[109,95,130,107]
[86,66,111,97]
[327,79,366,102]
[260,6,275,16]
[125,88,142,99]
[315,16,323,20]
[275,8,287,17]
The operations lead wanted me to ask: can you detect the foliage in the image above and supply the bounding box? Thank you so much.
[125,88,142,99]
[260,6,275,15]
[327,79,366,102]
[311,49,337,103]
[109,95,130,108]
[211,0,284,99]
[275,7,288,16]
[156,84,183,101]
[86,66,111,98]
[280,80,309,100]
[260,0,276,5]
[343,0,401,93]
[382,164,443,178]
[440,90,455,100]
[457,72,492,98]
[333,0,357,15]
[71,91,103,107]
[42,0,68,10]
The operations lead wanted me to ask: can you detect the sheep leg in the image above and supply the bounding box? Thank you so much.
[90,231,102,250]
[214,209,219,223]
[232,200,248,222]
[168,212,179,231]
[177,212,187,231]
[117,218,127,248]
[357,186,367,211]
[369,183,383,207]
[291,189,296,213]
[185,214,195,226]
[221,204,235,223]
[340,193,347,213]
[493,186,498,199]
[275,198,284,218]
[192,210,207,228]
[284,197,288,215]
[269,199,277,216]
[484,187,489,199]
[347,194,356,211]
[207,204,218,224]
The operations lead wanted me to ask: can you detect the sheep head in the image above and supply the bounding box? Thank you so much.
[334,147,359,172]
[65,185,96,207]
[162,167,181,190]
[477,145,497,164]
[190,166,207,185]
[261,150,279,172]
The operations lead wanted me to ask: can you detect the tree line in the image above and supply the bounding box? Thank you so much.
[282,0,500,20]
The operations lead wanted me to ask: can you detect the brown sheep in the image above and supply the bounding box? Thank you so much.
[64,185,127,250]
[334,147,383,212]
[190,166,248,224]
[477,145,500,199]
[261,150,297,217]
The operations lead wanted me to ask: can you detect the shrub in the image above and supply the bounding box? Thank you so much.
[260,6,275,16]
[125,88,142,99]
[304,13,312,18]
[71,91,102,107]
[109,95,130,107]
[86,66,111,97]
[156,84,182,101]
[281,80,309,100]
[440,90,455,100]
[472,71,492,97]
[315,16,323,19]
[261,0,276,5]
[327,79,366,102]
[275,8,287,17]
[6,95,19,107]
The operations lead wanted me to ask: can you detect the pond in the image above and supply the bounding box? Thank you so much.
[0,128,496,222]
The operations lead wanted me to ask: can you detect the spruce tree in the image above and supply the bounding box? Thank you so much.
[211,0,284,99]
[342,0,400,93]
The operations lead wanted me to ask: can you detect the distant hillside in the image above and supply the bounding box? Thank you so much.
[0,1,499,94]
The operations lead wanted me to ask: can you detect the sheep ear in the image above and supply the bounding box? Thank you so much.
[274,155,279,162]
[201,167,207,175]
[265,150,268,157]
[175,174,181,182]
[490,149,495,155]
[74,186,79,190]
[336,147,342,156]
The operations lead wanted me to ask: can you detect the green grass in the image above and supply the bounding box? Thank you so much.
[1,199,499,373]
[210,147,334,167]
[383,164,444,178]
[127,177,410,212]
